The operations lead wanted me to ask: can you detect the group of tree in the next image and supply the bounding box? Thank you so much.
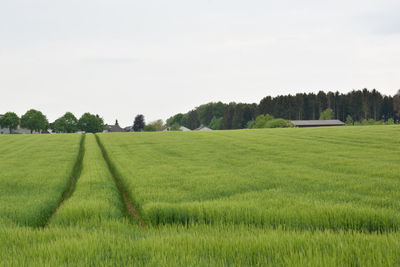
[167,102,258,130]
[166,89,400,130]
[131,114,165,132]
[0,110,106,133]
[1,110,165,134]
[248,114,293,129]
[0,109,49,133]
[0,112,20,133]
[51,112,105,133]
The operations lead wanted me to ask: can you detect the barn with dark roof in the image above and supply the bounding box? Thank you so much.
[290,120,345,128]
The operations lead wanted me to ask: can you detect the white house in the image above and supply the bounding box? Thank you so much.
[0,127,9,134]
[179,126,191,131]
[0,126,37,134]
[194,126,213,131]
[161,125,192,131]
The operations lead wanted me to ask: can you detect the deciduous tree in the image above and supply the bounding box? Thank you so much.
[78,113,104,133]
[51,112,78,133]
[0,112,20,133]
[20,109,48,133]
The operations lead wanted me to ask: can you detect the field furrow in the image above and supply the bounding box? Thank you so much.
[49,134,125,227]
[95,134,145,226]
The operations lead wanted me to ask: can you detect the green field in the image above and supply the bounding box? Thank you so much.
[1,126,400,266]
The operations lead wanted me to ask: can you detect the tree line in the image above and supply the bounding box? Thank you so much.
[0,110,159,134]
[167,89,400,130]
[2,89,399,133]
[0,110,105,134]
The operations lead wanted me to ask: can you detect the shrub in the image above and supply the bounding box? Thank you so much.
[386,118,395,125]
[253,114,274,128]
[265,119,294,128]
[345,115,354,126]
[143,125,157,132]
[319,108,334,120]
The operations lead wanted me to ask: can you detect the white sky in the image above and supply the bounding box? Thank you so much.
[1,0,400,126]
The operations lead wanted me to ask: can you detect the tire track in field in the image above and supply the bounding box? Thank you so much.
[94,134,146,227]
[40,134,86,228]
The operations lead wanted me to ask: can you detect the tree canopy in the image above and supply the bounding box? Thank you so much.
[20,109,48,133]
[78,113,104,133]
[394,90,400,118]
[51,112,78,133]
[0,112,20,133]
[143,119,163,132]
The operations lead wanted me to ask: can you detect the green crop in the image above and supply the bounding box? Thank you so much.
[1,126,400,266]
[97,126,400,232]
[0,134,81,227]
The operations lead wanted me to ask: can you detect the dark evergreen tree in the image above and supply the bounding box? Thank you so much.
[185,110,200,130]
[133,114,145,132]
[222,103,236,129]
[393,90,400,120]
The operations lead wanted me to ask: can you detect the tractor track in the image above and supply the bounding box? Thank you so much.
[95,134,145,227]
[39,134,85,228]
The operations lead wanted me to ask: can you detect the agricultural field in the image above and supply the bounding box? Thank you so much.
[98,126,400,231]
[1,126,400,266]
[0,134,82,227]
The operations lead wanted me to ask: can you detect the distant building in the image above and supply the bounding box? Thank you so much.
[104,120,124,133]
[161,125,170,131]
[290,120,345,128]
[0,127,8,134]
[179,126,191,131]
[123,126,133,132]
[194,126,213,131]
[0,114,39,134]
[161,125,191,131]
[0,127,41,134]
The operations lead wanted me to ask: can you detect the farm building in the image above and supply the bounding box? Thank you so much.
[291,120,345,127]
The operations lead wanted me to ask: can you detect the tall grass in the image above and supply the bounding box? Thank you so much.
[1,224,399,266]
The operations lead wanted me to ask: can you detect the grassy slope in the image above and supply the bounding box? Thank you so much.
[0,134,81,227]
[98,126,400,231]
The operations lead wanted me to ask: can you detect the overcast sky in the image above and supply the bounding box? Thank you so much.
[1,0,400,126]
